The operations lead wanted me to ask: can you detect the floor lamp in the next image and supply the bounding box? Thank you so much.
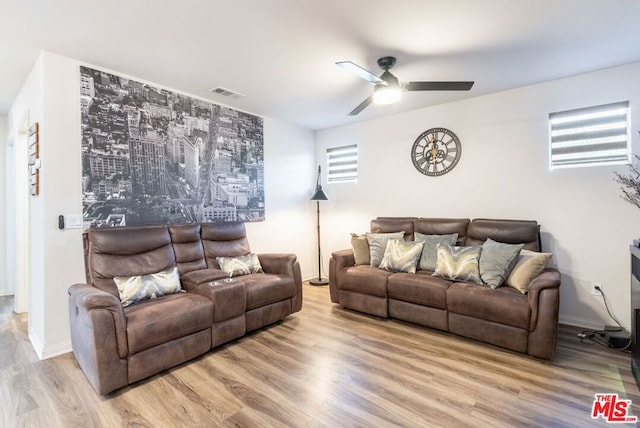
[310,165,329,285]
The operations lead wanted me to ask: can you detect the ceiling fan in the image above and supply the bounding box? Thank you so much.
[336,56,474,116]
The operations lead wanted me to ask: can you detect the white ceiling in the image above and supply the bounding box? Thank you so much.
[1,0,639,130]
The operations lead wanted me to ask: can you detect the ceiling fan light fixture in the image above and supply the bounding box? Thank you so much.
[339,56,474,115]
[373,85,401,105]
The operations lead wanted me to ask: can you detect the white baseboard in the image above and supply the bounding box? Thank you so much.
[28,327,72,360]
[559,315,608,331]
[42,341,72,359]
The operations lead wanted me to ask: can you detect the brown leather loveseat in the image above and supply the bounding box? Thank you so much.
[329,217,560,359]
[68,221,302,395]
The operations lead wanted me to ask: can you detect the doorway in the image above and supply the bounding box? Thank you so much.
[6,113,31,313]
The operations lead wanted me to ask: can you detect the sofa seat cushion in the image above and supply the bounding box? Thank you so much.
[243,273,295,311]
[125,293,213,355]
[387,272,451,309]
[446,282,530,329]
[338,265,393,297]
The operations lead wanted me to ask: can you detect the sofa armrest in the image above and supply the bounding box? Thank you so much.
[258,253,296,275]
[68,284,129,394]
[181,268,229,290]
[527,268,561,359]
[329,249,356,303]
[528,268,561,326]
[258,254,302,312]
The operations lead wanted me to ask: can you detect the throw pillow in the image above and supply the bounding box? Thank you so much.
[366,231,405,267]
[432,244,483,284]
[479,238,524,289]
[414,232,458,271]
[351,233,370,265]
[216,253,263,277]
[114,267,182,307]
[379,239,425,274]
[506,250,552,294]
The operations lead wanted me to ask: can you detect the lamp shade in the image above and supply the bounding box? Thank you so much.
[311,186,329,201]
[310,165,329,201]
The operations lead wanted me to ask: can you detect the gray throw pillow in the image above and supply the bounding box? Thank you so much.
[414,232,458,271]
[366,232,405,267]
[479,238,524,288]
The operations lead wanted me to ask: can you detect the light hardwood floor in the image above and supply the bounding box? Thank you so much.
[1,284,639,427]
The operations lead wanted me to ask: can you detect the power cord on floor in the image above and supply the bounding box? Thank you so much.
[577,285,632,352]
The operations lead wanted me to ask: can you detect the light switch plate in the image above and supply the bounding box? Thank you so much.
[65,214,83,229]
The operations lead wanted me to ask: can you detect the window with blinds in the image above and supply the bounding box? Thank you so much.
[327,144,358,183]
[549,101,630,169]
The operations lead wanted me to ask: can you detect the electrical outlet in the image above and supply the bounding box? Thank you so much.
[591,282,603,296]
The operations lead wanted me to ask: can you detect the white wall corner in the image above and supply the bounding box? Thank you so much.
[28,326,44,360]
[28,326,72,360]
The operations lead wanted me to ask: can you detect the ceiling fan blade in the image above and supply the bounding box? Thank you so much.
[336,61,384,84]
[348,95,374,116]
[405,81,475,91]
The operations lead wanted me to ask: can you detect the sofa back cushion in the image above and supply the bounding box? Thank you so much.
[88,225,176,298]
[414,218,470,245]
[371,218,416,241]
[201,221,251,269]
[465,219,540,251]
[168,224,207,275]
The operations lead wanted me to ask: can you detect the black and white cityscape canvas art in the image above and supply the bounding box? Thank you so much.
[80,66,264,228]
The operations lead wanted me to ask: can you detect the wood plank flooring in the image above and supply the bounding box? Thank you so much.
[1,283,639,427]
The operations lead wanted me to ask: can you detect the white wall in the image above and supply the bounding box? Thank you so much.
[0,114,6,295]
[316,61,640,331]
[7,51,316,359]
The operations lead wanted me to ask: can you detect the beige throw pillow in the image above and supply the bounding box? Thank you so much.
[505,250,552,294]
[350,233,370,265]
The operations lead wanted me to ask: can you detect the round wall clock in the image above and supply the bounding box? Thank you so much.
[411,127,461,176]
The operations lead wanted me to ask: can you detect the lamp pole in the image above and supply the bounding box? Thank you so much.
[310,165,328,285]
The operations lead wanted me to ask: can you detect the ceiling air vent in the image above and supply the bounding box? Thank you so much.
[208,86,246,99]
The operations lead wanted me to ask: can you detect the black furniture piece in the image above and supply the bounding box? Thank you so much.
[631,245,640,389]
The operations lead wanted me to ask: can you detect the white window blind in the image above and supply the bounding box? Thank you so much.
[549,101,630,169]
[327,144,358,183]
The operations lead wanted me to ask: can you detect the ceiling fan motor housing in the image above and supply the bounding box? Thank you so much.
[377,56,397,70]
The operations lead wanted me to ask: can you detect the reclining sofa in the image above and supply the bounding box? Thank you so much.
[68,221,302,395]
[329,217,560,359]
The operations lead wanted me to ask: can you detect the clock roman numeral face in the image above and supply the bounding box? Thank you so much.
[411,127,461,176]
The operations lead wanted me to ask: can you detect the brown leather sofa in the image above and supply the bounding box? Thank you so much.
[68,221,302,395]
[329,218,561,359]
